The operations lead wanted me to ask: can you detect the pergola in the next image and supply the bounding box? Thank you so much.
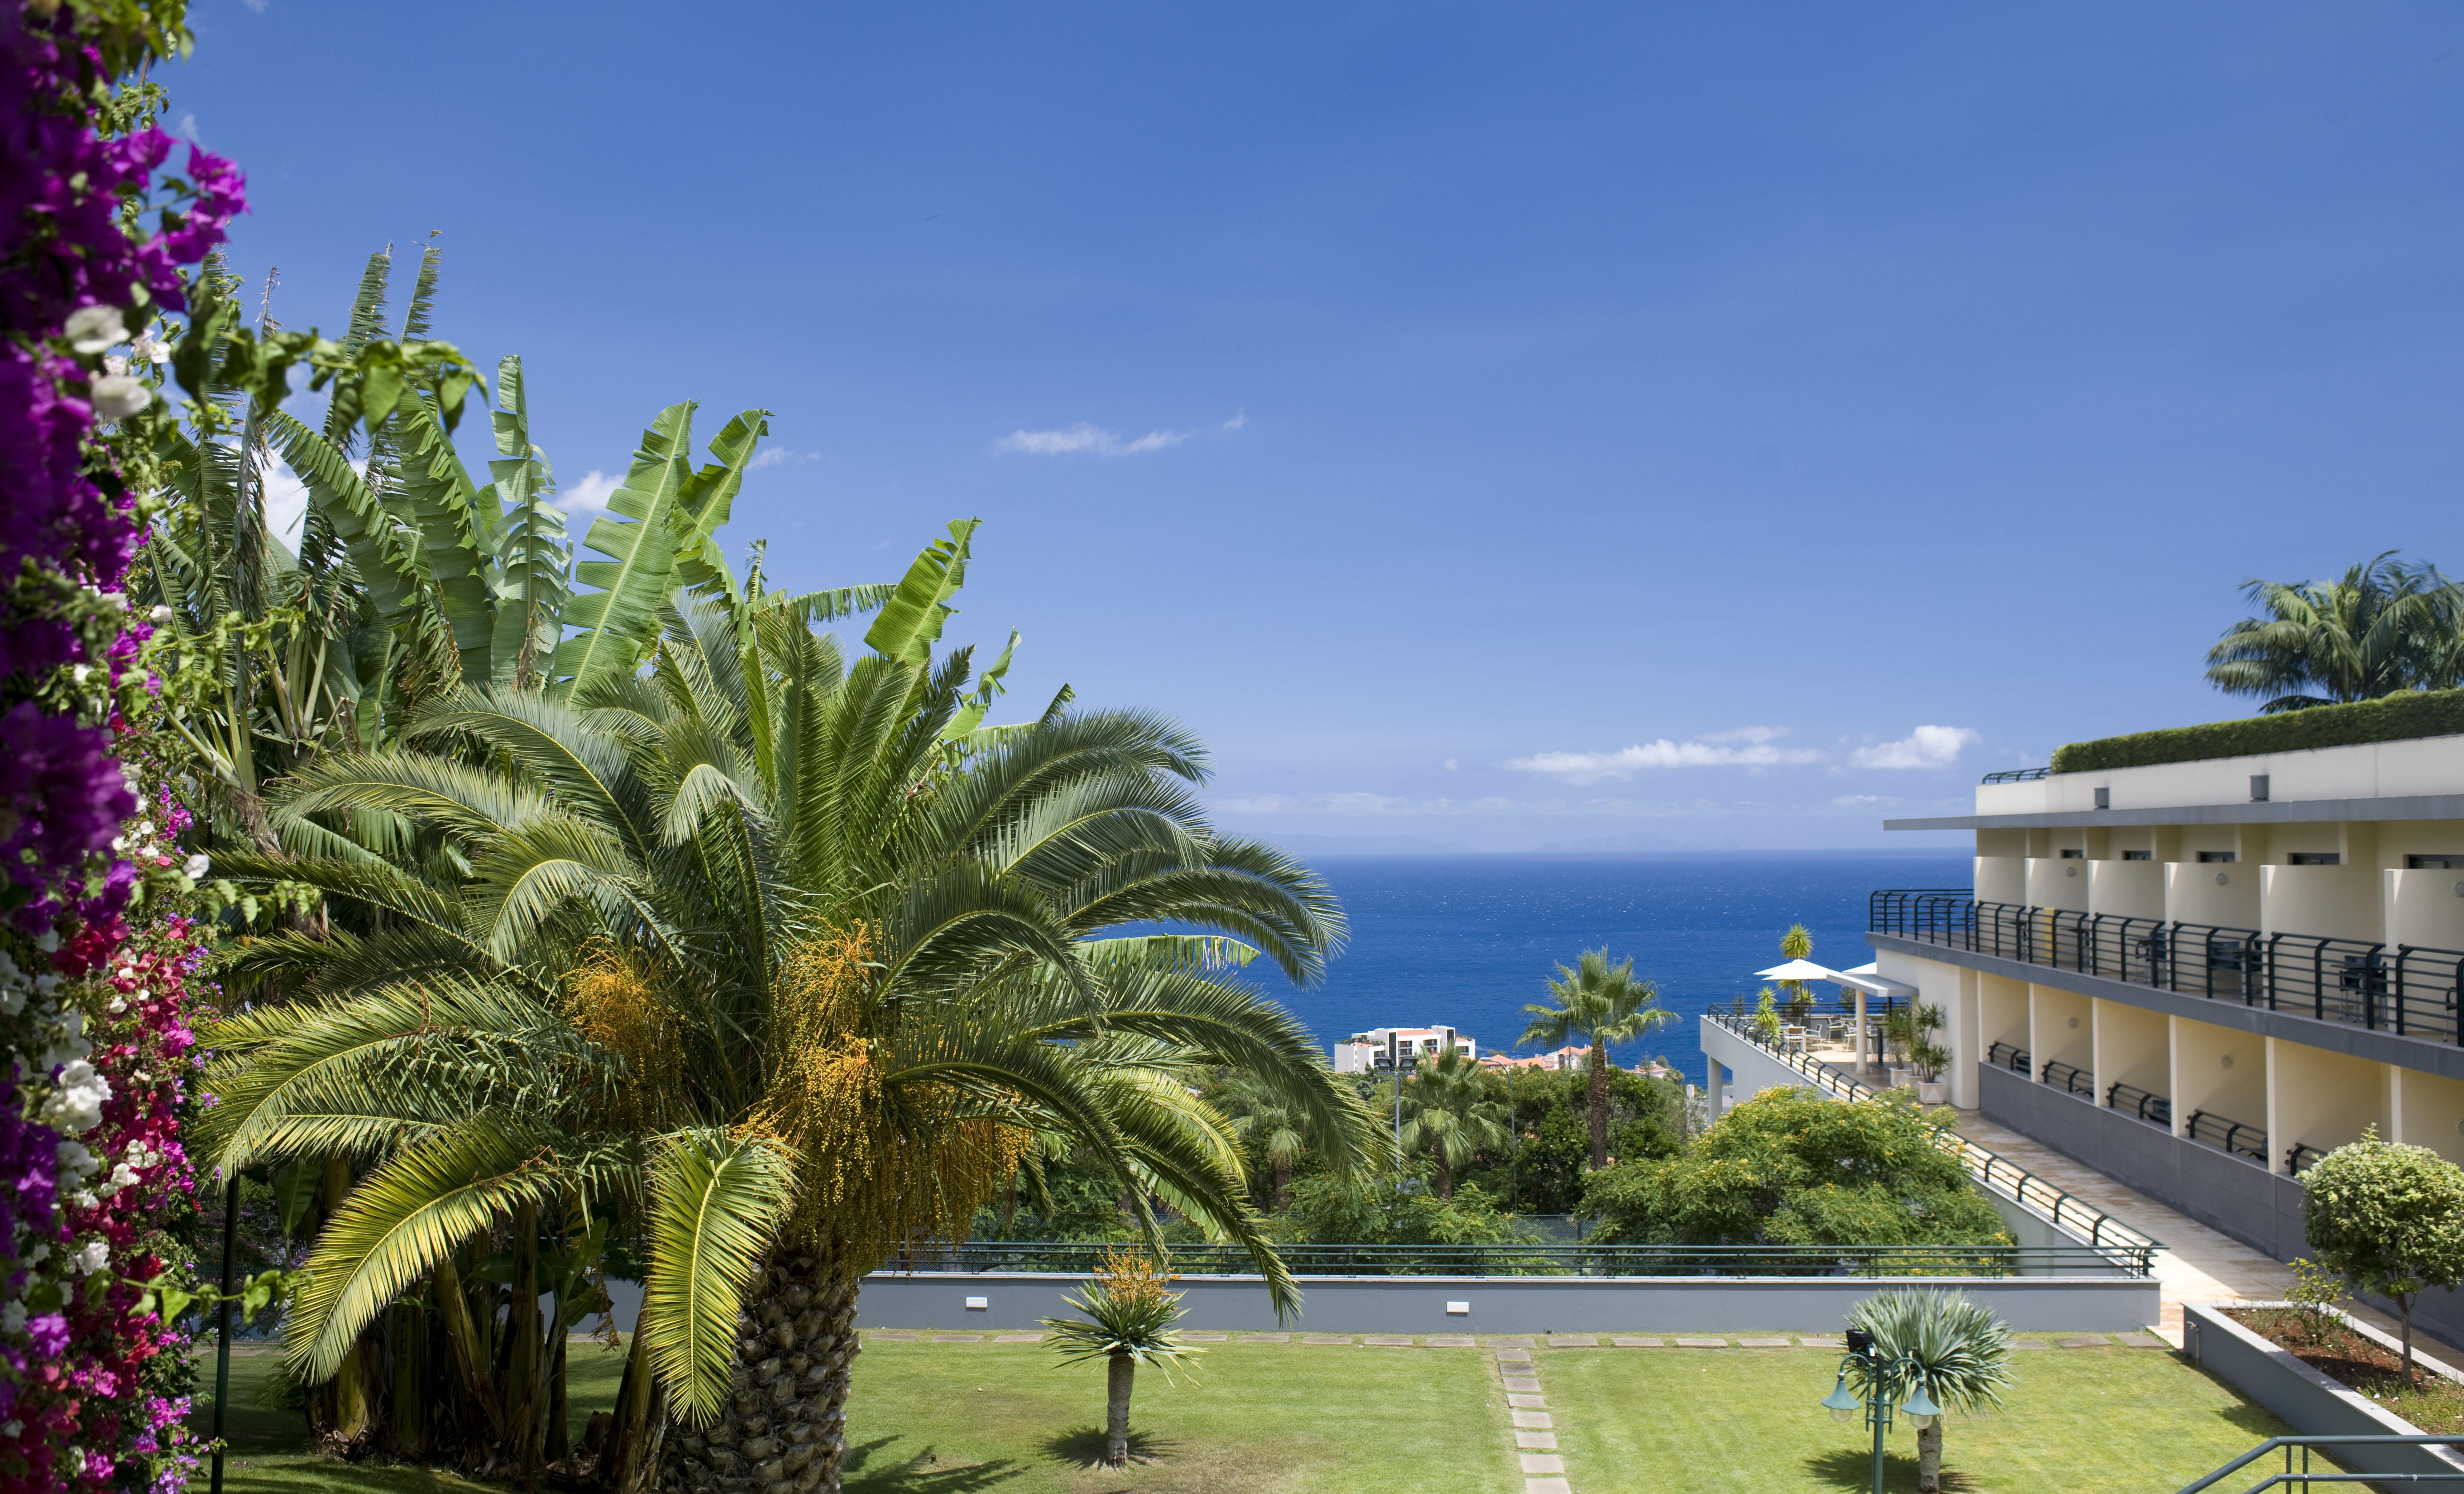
[1751,958,1917,1075]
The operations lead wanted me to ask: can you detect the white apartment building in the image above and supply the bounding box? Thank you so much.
[1864,714,2464,1331]
[1331,1025,1478,1073]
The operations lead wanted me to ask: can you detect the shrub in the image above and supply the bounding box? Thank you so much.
[2299,1127,2464,1383]
[2047,689,2464,775]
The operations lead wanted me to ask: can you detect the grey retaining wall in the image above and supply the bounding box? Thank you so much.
[1981,1064,2464,1350]
[2184,1302,2464,1483]
[854,1270,2158,1334]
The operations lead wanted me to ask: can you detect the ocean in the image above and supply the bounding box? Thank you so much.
[1272,851,1973,1088]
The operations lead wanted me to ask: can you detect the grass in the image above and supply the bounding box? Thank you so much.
[191,1336,1522,1494]
[1534,1338,2292,1494]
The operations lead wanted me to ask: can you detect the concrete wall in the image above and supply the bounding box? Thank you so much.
[2268,1037,2387,1172]
[2169,1013,2265,1140]
[2166,860,2259,929]
[2029,984,2092,1075]
[2395,1066,2464,1164]
[2092,997,2169,1098]
[2261,863,2381,942]
[1976,855,2025,906]
[854,1270,2161,1334]
[2087,859,2164,920]
[1698,1017,1822,1117]
[1972,734,2464,819]
[2388,867,2464,950]
[2183,1304,2464,1483]
[2026,857,2089,912]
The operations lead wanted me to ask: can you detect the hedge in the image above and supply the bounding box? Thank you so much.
[2048,690,2464,775]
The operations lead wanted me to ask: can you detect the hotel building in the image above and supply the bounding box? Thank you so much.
[1331,1026,1479,1073]
[1863,709,2464,1294]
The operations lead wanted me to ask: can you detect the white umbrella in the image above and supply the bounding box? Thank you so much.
[1754,959,1841,984]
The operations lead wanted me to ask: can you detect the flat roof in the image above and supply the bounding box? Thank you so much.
[1886,791,2464,832]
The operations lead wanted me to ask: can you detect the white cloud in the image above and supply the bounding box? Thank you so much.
[1506,728,1825,784]
[748,448,817,470]
[1832,794,1885,807]
[1849,725,1980,770]
[263,459,308,550]
[1443,757,1459,771]
[995,413,1245,457]
[560,469,622,515]
[176,112,202,144]
[241,0,268,11]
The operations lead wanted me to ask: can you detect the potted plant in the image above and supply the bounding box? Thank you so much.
[1913,1037,1952,1104]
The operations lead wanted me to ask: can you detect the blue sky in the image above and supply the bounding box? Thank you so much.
[175,2,2462,851]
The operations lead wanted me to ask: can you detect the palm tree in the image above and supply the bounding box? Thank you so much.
[1400,1042,1512,1198]
[199,532,1373,1493]
[2204,552,2464,712]
[1220,1071,1309,1211]
[1844,1288,2015,1494]
[1779,922,1816,1021]
[1042,1250,1201,1468]
[1519,950,1670,1169]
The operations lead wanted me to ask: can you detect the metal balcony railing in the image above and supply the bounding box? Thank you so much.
[2184,1109,2268,1166]
[1986,1040,2032,1074]
[1870,891,2464,1046]
[1703,1011,2159,1271]
[2105,1080,2171,1128]
[2286,1143,2328,1175]
[1981,766,2052,783]
[2041,1058,2095,1099]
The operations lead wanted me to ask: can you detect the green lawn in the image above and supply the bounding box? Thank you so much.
[193,1337,1524,1494]
[1535,1340,2291,1494]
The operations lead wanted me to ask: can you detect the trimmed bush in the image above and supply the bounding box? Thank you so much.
[2048,690,2464,775]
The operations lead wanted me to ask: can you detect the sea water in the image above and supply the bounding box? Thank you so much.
[1275,851,1972,1088]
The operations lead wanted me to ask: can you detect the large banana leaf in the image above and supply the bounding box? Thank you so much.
[483,354,570,689]
[553,402,700,696]
[390,403,500,684]
[265,410,430,629]
[669,407,770,611]
[864,519,978,664]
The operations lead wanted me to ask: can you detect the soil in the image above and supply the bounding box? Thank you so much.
[2228,1306,2464,1436]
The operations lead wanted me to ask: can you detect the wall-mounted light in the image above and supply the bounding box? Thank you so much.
[2221,1055,2234,1070]
[2215,873,2230,886]
[2067,1016,2079,1029]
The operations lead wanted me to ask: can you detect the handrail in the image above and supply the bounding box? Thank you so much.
[2041,1058,2095,1099]
[1981,766,2052,783]
[1703,1010,2160,1270]
[897,1240,2141,1279]
[2175,1435,2464,1494]
[1869,891,2464,1048]
[2105,1080,2172,1128]
[1986,1040,2031,1074]
[2185,1108,2268,1165]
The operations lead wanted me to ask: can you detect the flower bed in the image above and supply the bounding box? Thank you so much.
[2227,1305,2464,1434]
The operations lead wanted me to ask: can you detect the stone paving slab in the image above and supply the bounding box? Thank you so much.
[1673,1336,1729,1348]
[1493,1348,1533,1360]
[1521,1454,1567,1474]
[1526,1478,1572,1494]
[1547,1335,1599,1348]
[2117,1332,2167,1348]
[1428,1335,1476,1347]
[1610,1336,1662,1347]
[1234,1333,1287,1342]
[1511,1410,1554,1429]
[2007,1338,2050,1348]
[1508,1394,1548,1410]
[1502,1377,1543,1393]
[2058,1336,2112,1348]
[928,1334,986,1342]
[1516,1432,1558,1449]
[1364,1335,1415,1346]
[1737,1336,1794,1347]
[1180,1332,1227,1342]
[1302,1334,1353,1345]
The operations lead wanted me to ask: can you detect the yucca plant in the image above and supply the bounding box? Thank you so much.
[1845,1288,2015,1494]
[1043,1250,1203,1468]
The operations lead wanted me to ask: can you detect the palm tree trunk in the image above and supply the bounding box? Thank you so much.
[1436,1156,1453,1200]
[1917,1421,1943,1492]
[1105,1354,1134,1468]
[666,1245,860,1494]
[1587,1038,1610,1169]
[1273,1153,1291,1213]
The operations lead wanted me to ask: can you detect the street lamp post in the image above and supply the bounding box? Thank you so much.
[1819,1327,1943,1494]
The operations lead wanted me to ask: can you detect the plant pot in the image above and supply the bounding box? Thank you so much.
[1917,1080,1949,1104]
[1886,1066,1913,1089]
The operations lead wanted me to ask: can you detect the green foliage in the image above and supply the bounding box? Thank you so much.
[1752,989,1782,1044]
[1275,1176,1541,1250]
[2299,1126,2464,1377]
[1399,1044,1511,1197]
[2202,552,2464,713]
[1041,1252,1201,1379]
[1518,948,1671,1055]
[2048,687,2464,774]
[1844,1288,2014,1413]
[1584,1089,2011,1251]
[2286,1256,2343,1346]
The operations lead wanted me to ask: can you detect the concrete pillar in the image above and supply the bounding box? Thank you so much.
[1979,974,2028,1058]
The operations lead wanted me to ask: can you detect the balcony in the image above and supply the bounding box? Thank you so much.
[1870,889,2464,1045]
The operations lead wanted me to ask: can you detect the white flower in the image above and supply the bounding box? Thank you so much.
[70,1190,97,1210]
[33,930,59,953]
[70,664,90,685]
[115,966,134,982]
[57,1140,97,1180]
[101,354,128,378]
[63,304,126,354]
[137,821,154,838]
[108,1164,139,1190]
[0,1420,20,1437]
[89,375,151,421]
[133,331,170,365]
[183,852,209,879]
[1,1302,24,1333]
[26,1244,50,1267]
[104,996,126,1014]
[148,604,172,624]
[38,1058,111,1132]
